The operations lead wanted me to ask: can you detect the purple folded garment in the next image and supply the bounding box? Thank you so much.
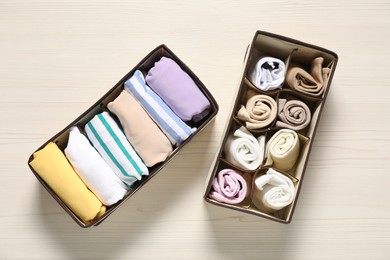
[209,169,247,204]
[145,57,210,122]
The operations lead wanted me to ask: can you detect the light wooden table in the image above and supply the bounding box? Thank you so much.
[1,0,389,259]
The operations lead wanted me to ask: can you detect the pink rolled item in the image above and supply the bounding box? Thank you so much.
[285,57,331,97]
[276,98,311,131]
[209,169,247,204]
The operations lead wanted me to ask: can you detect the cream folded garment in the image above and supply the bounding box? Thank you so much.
[285,57,330,97]
[29,142,106,223]
[224,126,265,171]
[237,91,277,130]
[252,168,294,213]
[65,127,128,206]
[276,98,311,131]
[249,57,286,91]
[209,169,248,204]
[85,112,149,187]
[108,90,172,167]
[265,129,300,171]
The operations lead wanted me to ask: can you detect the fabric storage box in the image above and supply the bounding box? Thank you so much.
[204,30,338,223]
[28,45,218,228]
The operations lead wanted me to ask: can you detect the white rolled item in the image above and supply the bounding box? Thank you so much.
[249,57,286,91]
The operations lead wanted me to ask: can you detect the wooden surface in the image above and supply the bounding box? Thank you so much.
[1,0,389,259]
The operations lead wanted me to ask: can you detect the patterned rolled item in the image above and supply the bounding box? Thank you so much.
[209,169,248,204]
[65,127,128,206]
[285,57,330,97]
[29,142,106,223]
[264,129,300,171]
[85,112,149,187]
[252,168,295,213]
[124,70,196,146]
[276,98,311,131]
[224,126,265,171]
[249,57,286,91]
[236,92,277,130]
[146,57,211,122]
[108,90,173,167]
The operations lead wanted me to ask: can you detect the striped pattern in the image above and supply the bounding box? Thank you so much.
[85,112,148,187]
[124,70,196,146]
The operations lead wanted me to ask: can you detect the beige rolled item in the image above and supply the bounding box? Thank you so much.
[276,99,311,131]
[264,129,300,171]
[108,90,173,167]
[285,57,331,97]
[236,92,277,130]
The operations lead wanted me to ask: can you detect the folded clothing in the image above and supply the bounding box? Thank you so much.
[276,98,311,131]
[145,57,211,122]
[285,57,330,97]
[124,70,195,146]
[209,169,248,204]
[108,90,173,167]
[252,168,295,213]
[236,91,277,130]
[249,57,286,91]
[264,129,300,171]
[29,142,106,223]
[85,111,148,187]
[224,126,265,171]
[65,127,128,206]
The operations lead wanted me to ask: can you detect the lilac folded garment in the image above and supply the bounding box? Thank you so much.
[209,169,247,204]
[145,57,210,122]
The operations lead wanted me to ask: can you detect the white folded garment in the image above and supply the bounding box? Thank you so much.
[249,57,286,91]
[85,112,149,187]
[224,126,265,171]
[252,168,295,213]
[65,127,128,206]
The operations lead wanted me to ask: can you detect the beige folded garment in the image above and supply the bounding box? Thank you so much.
[285,57,330,97]
[108,90,173,167]
[264,129,300,171]
[236,91,277,130]
[276,99,311,131]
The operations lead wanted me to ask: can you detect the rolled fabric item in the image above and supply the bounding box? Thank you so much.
[264,129,300,171]
[29,142,106,223]
[124,70,196,146]
[252,168,295,213]
[285,57,331,97]
[276,98,311,131]
[224,126,265,171]
[145,57,211,122]
[85,111,149,187]
[108,90,173,167]
[64,127,128,206]
[209,169,247,204]
[236,92,277,130]
[249,57,286,91]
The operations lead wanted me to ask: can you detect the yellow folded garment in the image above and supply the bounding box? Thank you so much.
[29,142,106,223]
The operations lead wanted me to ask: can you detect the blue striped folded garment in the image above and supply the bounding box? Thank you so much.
[85,111,149,187]
[124,70,196,146]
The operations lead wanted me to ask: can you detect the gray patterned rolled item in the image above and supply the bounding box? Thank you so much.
[276,99,311,131]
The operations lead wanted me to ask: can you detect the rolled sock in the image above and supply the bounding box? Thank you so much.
[145,57,211,122]
[249,57,285,91]
[285,57,330,97]
[85,111,148,187]
[29,142,106,223]
[276,99,311,131]
[265,129,300,171]
[224,126,265,171]
[124,70,195,146]
[209,169,247,204]
[65,127,128,206]
[252,168,295,213]
[108,90,173,167]
[236,92,277,130]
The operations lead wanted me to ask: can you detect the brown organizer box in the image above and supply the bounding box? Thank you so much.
[28,45,219,228]
[204,31,338,223]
